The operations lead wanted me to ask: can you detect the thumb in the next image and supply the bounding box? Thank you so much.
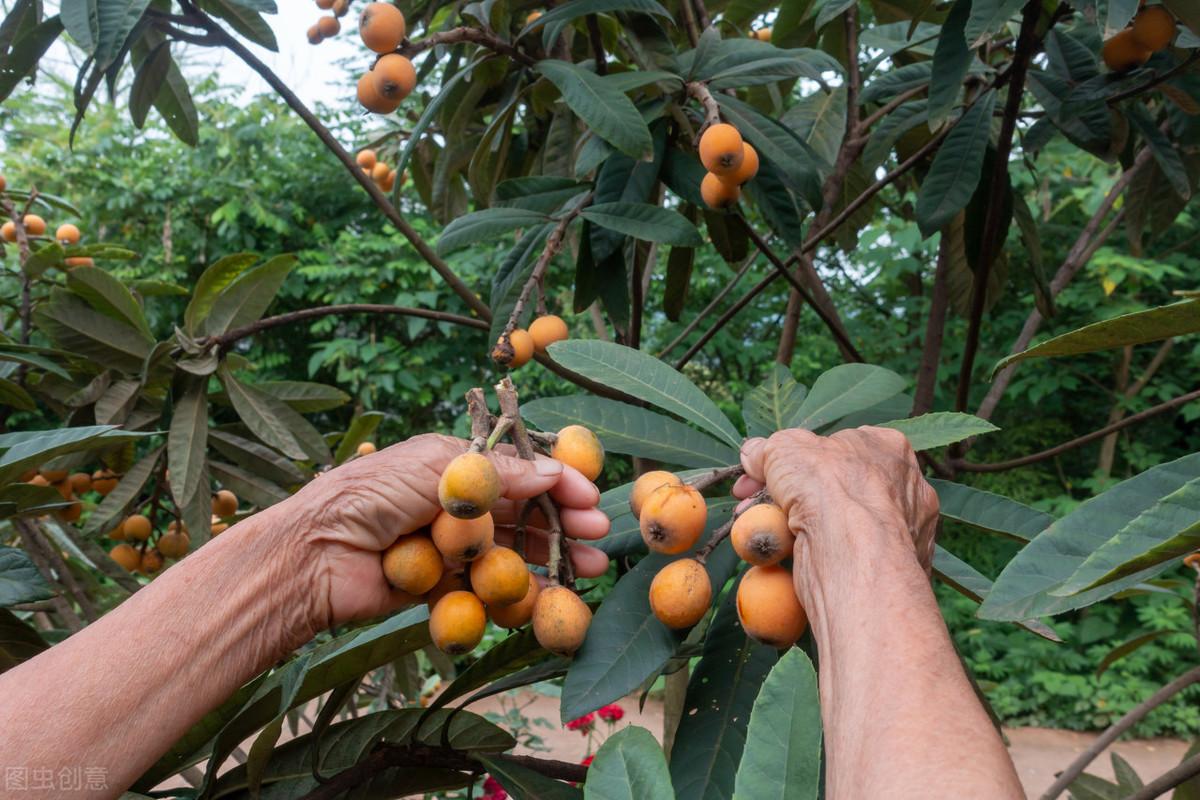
[491,451,564,500]
[740,437,767,482]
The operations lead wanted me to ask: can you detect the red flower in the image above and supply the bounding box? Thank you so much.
[598,703,624,723]
[566,712,595,734]
[581,755,595,767]
[482,775,506,799]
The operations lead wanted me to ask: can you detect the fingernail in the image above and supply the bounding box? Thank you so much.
[535,459,563,476]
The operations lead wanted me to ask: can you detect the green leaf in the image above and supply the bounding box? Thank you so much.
[65,264,152,339]
[928,0,972,124]
[562,522,740,722]
[222,380,350,413]
[1096,630,1180,677]
[0,426,149,486]
[437,207,553,254]
[131,30,196,146]
[129,39,167,127]
[536,60,653,158]
[782,86,846,171]
[664,243,695,321]
[0,343,72,379]
[863,99,929,168]
[94,0,150,68]
[793,363,907,430]
[581,202,704,246]
[733,648,821,800]
[198,0,277,50]
[168,376,208,509]
[185,253,260,334]
[219,366,331,463]
[495,176,591,213]
[964,0,1024,47]
[932,546,1060,640]
[208,430,305,486]
[423,626,552,715]
[861,62,933,105]
[743,364,808,439]
[992,300,1200,375]
[585,727,673,800]
[981,452,1200,621]
[1127,103,1190,199]
[670,573,779,800]
[524,396,739,468]
[928,479,1052,542]
[333,410,385,465]
[916,89,997,237]
[521,0,671,51]
[488,223,554,346]
[34,288,153,372]
[815,0,855,28]
[877,412,998,451]
[61,0,98,53]
[0,378,35,412]
[0,608,47,675]
[208,460,289,509]
[83,445,162,536]
[1055,475,1200,595]
[201,254,296,336]
[715,94,823,210]
[0,16,64,103]
[0,483,74,519]
[0,546,54,606]
[476,754,583,800]
[547,340,743,448]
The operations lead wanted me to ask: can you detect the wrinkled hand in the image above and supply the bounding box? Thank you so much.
[733,427,939,613]
[287,434,609,628]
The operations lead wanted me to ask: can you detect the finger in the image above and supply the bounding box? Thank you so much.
[548,464,600,508]
[493,529,611,578]
[732,474,764,499]
[491,451,564,500]
[558,507,610,540]
[740,437,767,482]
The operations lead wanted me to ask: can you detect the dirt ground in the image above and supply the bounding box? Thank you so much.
[469,691,1192,799]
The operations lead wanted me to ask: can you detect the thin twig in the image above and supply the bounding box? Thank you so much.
[1107,51,1200,107]
[686,82,722,131]
[911,236,951,416]
[12,518,84,631]
[585,15,607,74]
[212,303,486,351]
[397,27,535,67]
[685,464,744,492]
[658,251,757,358]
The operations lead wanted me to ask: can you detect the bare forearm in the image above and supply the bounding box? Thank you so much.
[0,505,319,799]
[806,532,1022,800]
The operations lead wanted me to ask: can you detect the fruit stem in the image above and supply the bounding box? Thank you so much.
[694,490,769,563]
[685,82,721,135]
[685,463,744,492]
[485,416,515,451]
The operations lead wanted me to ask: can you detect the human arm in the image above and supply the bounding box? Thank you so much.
[734,427,1024,800]
[0,434,608,799]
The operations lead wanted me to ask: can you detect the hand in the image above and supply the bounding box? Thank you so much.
[732,426,939,613]
[280,434,610,629]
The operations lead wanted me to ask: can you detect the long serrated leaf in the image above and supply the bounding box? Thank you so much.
[933,546,1061,640]
[581,202,704,246]
[537,59,653,158]
[83,445,162,536]
[929,478,1052,542]
[915,89,997,237]
[184,253,260,333]
[0,16,64,103]
[793,364,907,430]
[878,412,998,451]
[168,376,208,509]
[220,366,330,463]
[928,0,972,124]
[436,207,552,254]
[547,340,743,448]
[66,264,152,338]
[585,727,673,800]
[0,546,54,606]
[743,364,808,439]
[201,254,295,336]
[332,410,384,465]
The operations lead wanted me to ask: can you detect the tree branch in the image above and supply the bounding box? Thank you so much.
[585,15,607,74]
[657,250,756,358]
[397,27,535,67]
[954,386,1200,473]
[953,0,1042,413]
[685,82,721,131]
[191,11,491,320]
[1040,664,1200,800]
[911,236,951,416]
[211,303,487,351]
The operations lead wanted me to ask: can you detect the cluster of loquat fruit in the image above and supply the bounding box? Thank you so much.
[493,314,570,369]
[306,0,352,45]
[106,489,241,575]
[378,423,605,657]
[697,123,760,211]
[23,465,119,524]
[354,149,401,193]
[633,471,808,648]
[350,2,417,115]
[1102,3,1177,71]
[0,183,93,267]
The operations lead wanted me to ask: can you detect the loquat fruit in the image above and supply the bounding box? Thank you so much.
[356,149,378,171]
[731,503,794,567]
[211,522,229,536]
[1,221,15,242]
[381,169,397,193]
[158,530,190,559]
[489,571,540,628]
[317,15,341,37]
[91,469,118,495]
[53,479,74,501]
[39,467,68,483]
[28,474,49,487]
[109,544,140,572]
[526,10,543,24]
[373,53,416,102]
[1184,553,1200,570]
[493,328,534,368]
[333,0,350,16]
[438,451,501,519]
[532,585,592,656]
[68,472,92,495]
[470,546,529,606]
[58,500,82,523]
[22,214,45,236]
[371,161,391,183]
[55,223,81,244]
[551,425,604,481]
[698,123,745,176]
[359,2,407,53]
[639,483,706,554]
[124,514,152,541]
[316,0,334,8]
[629,470,682,518]
[357,72,401,114]
[212,489,238,517]
[106,520,126,541]
[307,24,323,44]
[701,172,741,210]
[529,314,569,353]
[357,441,377,456]
[140,549,165,575]
[382,533,444,595]
[1102,28,1152,72]
[432,509,495,561]
[429,590,487,654]
[426,569,469,611]
[753,27,772,42]
[736,565,807,648]
[724,143,759,185]
[649,557,712,629]
[1131,5,1176,51]
[64,257,94,267]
